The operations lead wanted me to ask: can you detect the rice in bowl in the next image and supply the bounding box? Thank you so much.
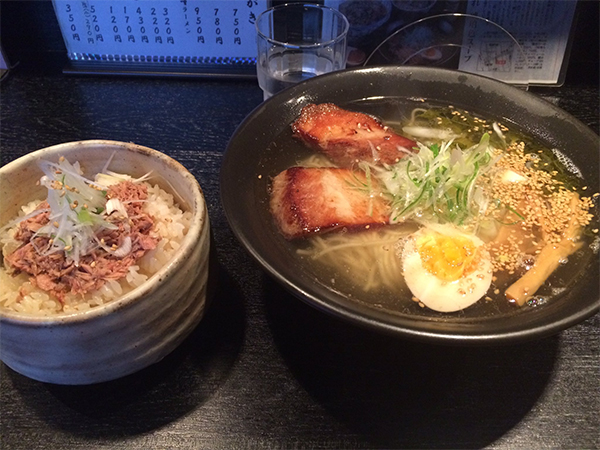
[1,182,192,316]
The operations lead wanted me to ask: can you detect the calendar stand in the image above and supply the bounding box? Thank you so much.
[63,60,258,78]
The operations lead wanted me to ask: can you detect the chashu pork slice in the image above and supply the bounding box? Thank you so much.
[292,103,417,167]
[269,167,390,239]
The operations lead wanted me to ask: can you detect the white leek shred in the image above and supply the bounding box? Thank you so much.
[112,236,132,258]
[105,198,128,217]
[0,207,50,236]
[492,122,507,148]
[95,170,153,187]
[401,125,460,141]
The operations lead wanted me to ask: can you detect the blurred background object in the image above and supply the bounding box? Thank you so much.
[0,44,10,81]
[0,0,598,85]
[338,0,392,45]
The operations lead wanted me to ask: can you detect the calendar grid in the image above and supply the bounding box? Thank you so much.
[68,52,257,65]
[53,0,267,76]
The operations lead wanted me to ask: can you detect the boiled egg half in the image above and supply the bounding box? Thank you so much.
[401,224,493,312]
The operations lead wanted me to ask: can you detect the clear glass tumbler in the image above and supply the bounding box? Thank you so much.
[256,3,349,100]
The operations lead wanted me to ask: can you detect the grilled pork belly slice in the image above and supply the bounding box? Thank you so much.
[292,103,417,167]
[269,167,390,239]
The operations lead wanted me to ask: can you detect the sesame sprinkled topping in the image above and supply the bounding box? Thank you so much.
[482,141,595,273]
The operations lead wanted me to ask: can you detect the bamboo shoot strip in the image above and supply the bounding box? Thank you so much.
[505,193,583,305]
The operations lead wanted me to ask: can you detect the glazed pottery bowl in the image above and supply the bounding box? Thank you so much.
[0,140,210,384]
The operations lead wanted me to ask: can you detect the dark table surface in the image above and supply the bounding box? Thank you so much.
[1,65,598,450]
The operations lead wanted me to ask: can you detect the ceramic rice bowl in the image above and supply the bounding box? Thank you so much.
[0,140,210,384]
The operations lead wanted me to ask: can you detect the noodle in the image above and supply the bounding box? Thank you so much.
[298,226,416,292]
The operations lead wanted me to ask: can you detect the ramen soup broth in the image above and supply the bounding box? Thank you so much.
[258,98,599,320]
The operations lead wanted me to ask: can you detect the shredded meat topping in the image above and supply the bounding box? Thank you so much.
[5,181,160,301]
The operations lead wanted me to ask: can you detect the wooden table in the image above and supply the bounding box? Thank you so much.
[1,66,598,449]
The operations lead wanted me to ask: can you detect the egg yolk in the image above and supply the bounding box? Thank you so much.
[416,232,480,282]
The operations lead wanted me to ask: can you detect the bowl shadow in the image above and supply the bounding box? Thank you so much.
[264,277,558,449]
[5,259,245,439]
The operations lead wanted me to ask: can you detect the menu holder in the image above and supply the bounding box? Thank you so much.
[365,13,530,88]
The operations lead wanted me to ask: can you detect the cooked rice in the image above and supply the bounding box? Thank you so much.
[0,182,192,316]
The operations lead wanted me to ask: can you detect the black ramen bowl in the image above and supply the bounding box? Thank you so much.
[221,66,599,345]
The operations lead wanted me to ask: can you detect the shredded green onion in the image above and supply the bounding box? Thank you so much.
[371,134,500,228]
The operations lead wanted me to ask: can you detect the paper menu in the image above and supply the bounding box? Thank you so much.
[460,0,577,85]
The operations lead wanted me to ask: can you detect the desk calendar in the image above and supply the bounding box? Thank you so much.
[52,0,269,77]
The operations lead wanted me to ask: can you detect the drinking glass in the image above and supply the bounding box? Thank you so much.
[256,3,349,100]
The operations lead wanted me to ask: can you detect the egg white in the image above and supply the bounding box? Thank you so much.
[402,225,493,312]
